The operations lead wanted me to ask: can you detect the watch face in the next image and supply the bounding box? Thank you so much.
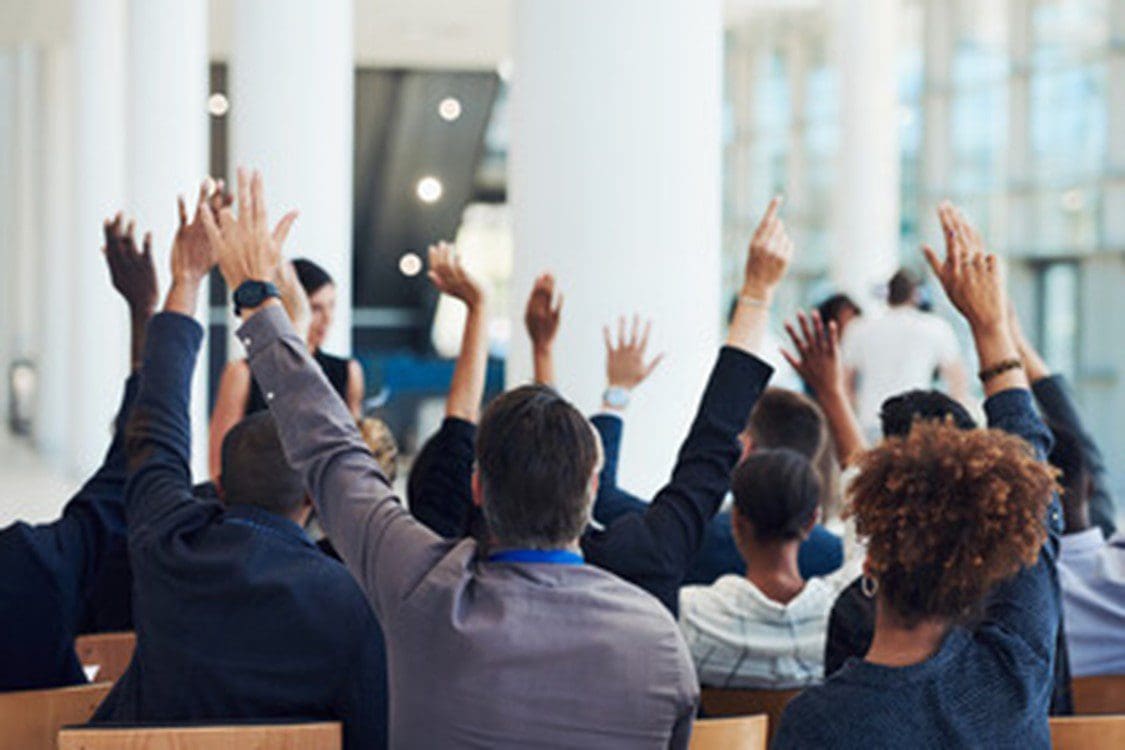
[604,387,630,408]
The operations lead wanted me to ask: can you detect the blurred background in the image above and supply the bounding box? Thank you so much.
[1,0,1121,524]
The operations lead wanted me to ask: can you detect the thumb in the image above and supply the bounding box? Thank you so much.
[272,210,299,246]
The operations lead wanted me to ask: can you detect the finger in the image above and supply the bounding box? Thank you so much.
[272,210,299,247]
[629,314,640,348]
[617,315,625,348]
[639,319,653,352]
[142,232,153,260]
[781,349,802,373]
[784,321,808,355]
[811,310,827,349]
[797,310,815,349]
[826,320,840,353]
[251,170,267,231]
[217,206,237,234]
[236,167,251,222]
[198,178,211,208]
[199,198,224,248]
[177,195,189,227]
[644,353,665,378]
[603,325,613,353]
[552,291,564,317]
[921,244,943,278]
[756,196,783,237]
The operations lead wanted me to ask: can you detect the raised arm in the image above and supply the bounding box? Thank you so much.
[407,244,489,538]
[783,310,867,467]
[125,185,219,540]
[47,217,157,603]
[1009,302,1116,536]
[524,273,562,385]
[924,201,1061,656]
[430,242,489,423]
[207,169,449,620]
[619,198,788,579]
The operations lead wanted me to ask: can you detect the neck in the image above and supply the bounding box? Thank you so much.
[741,538,805,603]
[865,599,950,667]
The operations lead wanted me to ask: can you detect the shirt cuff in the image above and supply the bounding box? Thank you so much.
[235,303,298,360]
[982,387,1036,424]
[440,416,478,442]
[590,412,624,425]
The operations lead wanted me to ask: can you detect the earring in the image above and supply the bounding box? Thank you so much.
[861,574,879,599]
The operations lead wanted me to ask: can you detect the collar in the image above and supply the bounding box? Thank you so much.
[487,548,585,565]
[1060,527,1106,558]
[224,504,316,549]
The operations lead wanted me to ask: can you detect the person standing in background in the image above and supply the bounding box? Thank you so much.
[842,268,969,436]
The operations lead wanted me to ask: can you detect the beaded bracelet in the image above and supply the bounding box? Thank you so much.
[979,358,1022,383]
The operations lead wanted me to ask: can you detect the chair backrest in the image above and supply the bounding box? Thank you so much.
[700,687,800,743]
[689,715,769,750]
[1072,675,1125,715]
[1050,715,1125,750]
[74,631,136,684]
[57,721,343,750]
[0,682,112,750]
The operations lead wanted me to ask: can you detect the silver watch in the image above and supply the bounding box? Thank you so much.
[602,386,631,410]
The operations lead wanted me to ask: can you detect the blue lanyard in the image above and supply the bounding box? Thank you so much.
[487,549,584,565]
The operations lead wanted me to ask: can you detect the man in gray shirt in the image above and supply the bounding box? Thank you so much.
[202,171,793,748]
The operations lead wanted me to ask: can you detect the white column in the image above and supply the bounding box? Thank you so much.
[509,0,723,495]
[830,0,902,304]
[229,0,354,354]
[71,0,129,477]
[36,45,74,462]
[128,0,209,479]
[0,52,15,431]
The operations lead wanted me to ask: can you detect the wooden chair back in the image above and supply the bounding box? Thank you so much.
[689,715,769,750]
[57,721,342,750]
[75,631,136,684]
[700,687,800,743]
[1072,674,1125,715]
[0,682,112,750]
[1050,715,1125,750]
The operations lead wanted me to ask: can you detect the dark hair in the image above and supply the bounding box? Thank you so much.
[850,421,1057,625]
[220,412,306,516]
[732,449,821,542]
[879,390,976,438]
[292,258,334,296]
[746,389,825,457]
[888,268,920,306]
[816,293,862,326]
[747,388,837,510]
[475,385,599,549]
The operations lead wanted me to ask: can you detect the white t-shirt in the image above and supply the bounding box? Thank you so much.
[842,307,962,432]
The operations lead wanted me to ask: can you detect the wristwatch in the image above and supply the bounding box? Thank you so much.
[232,280,280,316]
[602,386,631,410]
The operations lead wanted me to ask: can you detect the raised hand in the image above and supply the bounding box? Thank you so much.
[427,241,484,308]
[742,196,794,302]
[201,167,298,301]
[103,212,158,317]
[524,274,562,351]
[603,315,664,391]
[782,311,845,399]
[171,180,222,286]
[922,202,1006,333]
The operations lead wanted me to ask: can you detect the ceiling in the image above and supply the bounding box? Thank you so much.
[0,0,826,68]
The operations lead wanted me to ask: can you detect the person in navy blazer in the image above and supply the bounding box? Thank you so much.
[0,215,154,692]
[91,187,387,749]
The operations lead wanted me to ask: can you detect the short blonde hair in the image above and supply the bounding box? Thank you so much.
[358,417,399,482]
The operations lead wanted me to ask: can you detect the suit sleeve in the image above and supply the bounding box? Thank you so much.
[123,312,208,546]
[240,304,451,621]
[625,348,772,585]
[589,414,650,525]
[407,417,480,539]
[1032,375,1116,537]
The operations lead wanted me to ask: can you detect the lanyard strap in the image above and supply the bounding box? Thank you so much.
[487,549,584,565]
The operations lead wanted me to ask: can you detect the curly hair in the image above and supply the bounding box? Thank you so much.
[847,420,1058,625]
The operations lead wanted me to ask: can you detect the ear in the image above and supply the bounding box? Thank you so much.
[738,433,754,460]
[730,506,751,545]
[471,468,484,509]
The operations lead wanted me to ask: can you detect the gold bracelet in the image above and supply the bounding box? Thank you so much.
[978,358,1022,383]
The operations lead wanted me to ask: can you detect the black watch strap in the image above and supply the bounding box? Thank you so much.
[232,280,280,316]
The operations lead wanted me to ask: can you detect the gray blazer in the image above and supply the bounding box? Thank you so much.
[239,305,699,749]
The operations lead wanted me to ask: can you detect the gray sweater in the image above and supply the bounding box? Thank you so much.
[240,304,698,749]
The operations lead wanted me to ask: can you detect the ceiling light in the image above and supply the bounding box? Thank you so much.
[208,92,229,117]
[416,176,443,204]
[399,252,423,277]
[438,97,462,122]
